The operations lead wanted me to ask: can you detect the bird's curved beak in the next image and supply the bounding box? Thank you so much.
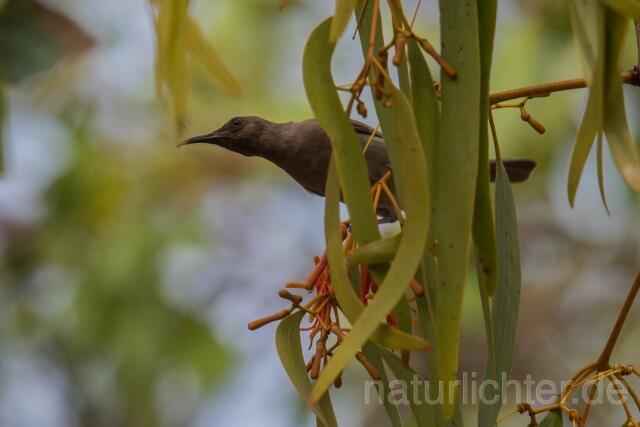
[178,131,221,148]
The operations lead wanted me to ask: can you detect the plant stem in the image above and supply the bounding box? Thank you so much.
[489,70,639,104]
[597,272,640,370]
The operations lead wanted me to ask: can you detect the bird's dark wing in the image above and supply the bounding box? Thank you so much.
[490,159,537,182]
[350,120,383,138]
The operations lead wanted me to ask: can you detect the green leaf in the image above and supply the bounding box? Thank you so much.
[275,311,338,427]
[379,347,438,427]
[602,10,640,192]
[407,39,439,199]
[596,133,610,214]
[600,0,640,18]
[538,410,564,427]
[569,0,602,82]
[362,344,403,427]
[303,17,380,246]
[310,52,431,404]
[184,17,241,97]
[567,1,605,206]
[473,0,498,297]
[311,14,430,352]
[433,0,482,416]
[329,0,355,43]
[568,4,640,202]
[478,160,522,426]
[154,0,190,128]
[346,233,402,267]
[324,159,430,350]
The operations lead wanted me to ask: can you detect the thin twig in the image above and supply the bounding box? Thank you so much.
[352,0,370,40]
[489,70,639,104]
[410,0,422,28]
[597,272,640,370]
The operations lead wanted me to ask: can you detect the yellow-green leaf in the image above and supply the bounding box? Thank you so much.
[184,17,242,97]
[303,17,380,246]
[325,159,430,350]
[275,311,338,427]
[346,233,402,267]
[309,27,431,401]
[567,1,605,206]
[329,0,355,43]
[602,10,640,192]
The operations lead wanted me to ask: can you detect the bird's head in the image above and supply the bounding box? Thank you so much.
[180,116,270,157]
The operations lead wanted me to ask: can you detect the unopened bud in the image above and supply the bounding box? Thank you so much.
[278,289,302,304]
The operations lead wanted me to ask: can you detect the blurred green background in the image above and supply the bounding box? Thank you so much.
[0,1,638,426]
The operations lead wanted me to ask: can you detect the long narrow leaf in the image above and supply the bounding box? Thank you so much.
[310,64,431,404]
[478,161,522,426]
[473,0,498,297]
[434,0,482,416]
[602,9,640,192]
[303,18,380,246]
[275,311,338,427]
[567,1,606,206]
[184,17,241,97]
[325,159,431,350]
[379,347,437,427]
[362,343,403,427]
[330,0,355,43]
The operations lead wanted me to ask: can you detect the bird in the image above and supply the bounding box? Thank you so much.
[180,116,536,223]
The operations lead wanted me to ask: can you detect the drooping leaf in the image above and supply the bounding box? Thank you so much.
[433,0,482,416]
[184,17,241,97]
[407,39,439,199]
[346,233,402,267]
[275,311,338,427]
[568,0,602,82]
[601,9,640,192]
[329,0,355,43]
[415,262,448,427]
[567,3,640,202]
[379,347,438,427]
[596,133,610,214]
[153,0,190,129]
[362,343,403,427]
[567,0,605,206]
[478,160,522,426]
[307,17,429,352]
[309,23,431,401]
[325,159,430,350]
[303,17,380,246]
[472,0,499,297]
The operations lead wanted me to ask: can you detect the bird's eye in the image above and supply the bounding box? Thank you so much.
[231,118,242,128]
